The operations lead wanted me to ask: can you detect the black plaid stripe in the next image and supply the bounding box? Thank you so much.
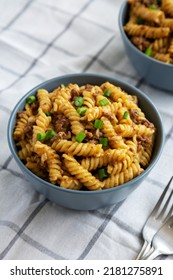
[0,0,35,33]
[0,202,140,260]
[0,200,48,259]
[0,0,138,94]
[0,53,138,87]
[0,0,95,94]
[0,171,171,259]
[1,156,13,169]
[166,125,173,141]
[0,64,20,76]
[92,210,141,238]
[77,176,169,260]
[38,0,114,33]
[0,220,65,260]
[0,165,27,180]
[0,28,135,86]
[82,35,115,72]
[96,58,138,80]
[78,202,128,260]
[0,37,135,85]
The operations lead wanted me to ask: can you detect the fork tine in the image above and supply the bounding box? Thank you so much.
[143,216,173,259]
[136,176,173,260]
[152,176,173,217]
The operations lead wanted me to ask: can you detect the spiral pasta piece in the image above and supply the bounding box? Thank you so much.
[125,137,137,154]
[153,52,171,63]
[101,82,145,118]
[34,141,62,184]
[18,142,33,160]
[81,148,128,171]
[107,162,123,176]
[36,108,51,129]
[138,146,152,167]
[83,90,96,108]
[138,135,155,167]
[37,89,52,113]
[49,84,72,103]
[32,108,51,142]
[25,161,47,179]
[13,112,29,140]
[161,18,173,30]
[101,82,128,102]
[24,103,33,116]
[107,155,134,175]
[103,162,143,189]
[63,154,103,191]
[54,96,84,135]
[162,0,173,17]
[151,38,169,51]
[115,124,155,137]
[132,3,165,24]
[124,23,170,39]
[85,102,122,121]
[101,117,127,149]
[52,139,103,157]
[60,176,82,190]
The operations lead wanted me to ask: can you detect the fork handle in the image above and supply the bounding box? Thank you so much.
[136,240,151,260]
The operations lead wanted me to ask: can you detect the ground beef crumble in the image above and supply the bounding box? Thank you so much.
[52,113,70,134]
[131,36,150,52]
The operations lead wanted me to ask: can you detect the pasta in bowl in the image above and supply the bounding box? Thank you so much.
[8,73,164,210]
[118,0,173,91]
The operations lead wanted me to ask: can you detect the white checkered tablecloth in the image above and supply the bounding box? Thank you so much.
[0,0,173,260]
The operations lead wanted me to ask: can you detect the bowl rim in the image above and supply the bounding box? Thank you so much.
[7,73,165,195]
[118,1,173,69]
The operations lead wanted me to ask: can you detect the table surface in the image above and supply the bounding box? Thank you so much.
[0,0,173,260]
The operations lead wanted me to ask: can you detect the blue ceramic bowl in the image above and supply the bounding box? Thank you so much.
[8,73,164,210]
[118,1,173,92]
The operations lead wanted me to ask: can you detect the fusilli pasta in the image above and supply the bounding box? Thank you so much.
[124,0,173,64]
[13,81,156,191]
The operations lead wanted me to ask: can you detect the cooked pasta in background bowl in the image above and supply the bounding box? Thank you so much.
[119,0,173,91]
[8,73,164,210]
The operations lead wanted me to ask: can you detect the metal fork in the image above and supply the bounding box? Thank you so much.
[136,176,173,260]
[141,215,173,260]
